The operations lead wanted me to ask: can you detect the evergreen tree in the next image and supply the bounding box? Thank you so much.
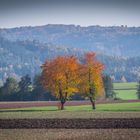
[0,77,18,101]
[103,75,114,98]
[32,75,56,101]
[18,75,32,100]
[137,80,140,99]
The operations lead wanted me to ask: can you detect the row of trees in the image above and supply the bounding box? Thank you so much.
[0,74,116,103]
[0,52,104,110]
[0,75,56,101]
[1,74,139,102]
[1,52,139,110]
[41,52,104,110]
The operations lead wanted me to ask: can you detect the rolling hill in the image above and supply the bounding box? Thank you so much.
[1,24,140,57]
[0,24,140,83]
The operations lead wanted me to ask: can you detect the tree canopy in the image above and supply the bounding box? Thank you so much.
[41,52,104,110]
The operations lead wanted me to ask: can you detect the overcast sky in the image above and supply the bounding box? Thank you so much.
[0,0,140,28]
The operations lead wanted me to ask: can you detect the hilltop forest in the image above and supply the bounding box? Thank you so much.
[0,25,140,84]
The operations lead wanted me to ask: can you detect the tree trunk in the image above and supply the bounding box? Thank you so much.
[60,101,65,110]
[58,87,65,110]
[60,92,67,110]
[88,69,95,110]
[89,97,96,110]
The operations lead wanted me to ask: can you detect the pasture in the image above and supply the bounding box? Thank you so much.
[0,101,140,119]
[113,82,138,100]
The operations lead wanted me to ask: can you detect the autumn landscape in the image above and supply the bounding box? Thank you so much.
[0,0,140,140]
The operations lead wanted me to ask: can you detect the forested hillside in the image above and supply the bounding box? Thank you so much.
[0,25,140,84]
[1,24,140,57]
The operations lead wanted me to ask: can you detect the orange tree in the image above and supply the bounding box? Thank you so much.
[78,52,104,109]
[41,56,79,110]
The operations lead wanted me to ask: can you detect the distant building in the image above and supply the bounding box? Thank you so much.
[121,76,127,83]
[110,75,115,81]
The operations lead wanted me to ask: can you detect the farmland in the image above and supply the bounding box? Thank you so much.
[113,82,137,88]
[1,129,140,140]
[0,94,139,140]
[0,101,140,119]
[0,101,140,140]
[113,82,138,100]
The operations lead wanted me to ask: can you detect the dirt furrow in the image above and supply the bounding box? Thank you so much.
[0,118,140,129]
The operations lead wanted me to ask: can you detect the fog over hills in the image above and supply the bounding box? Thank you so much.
[0,24,140,83]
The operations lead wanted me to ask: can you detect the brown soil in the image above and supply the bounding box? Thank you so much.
[0,118,140,129]
[0,129,140,140]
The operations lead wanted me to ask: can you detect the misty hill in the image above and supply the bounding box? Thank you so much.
[0,37,84,80]
[0,24,140,57]
[0,24,140,83]
[0,37,140,83]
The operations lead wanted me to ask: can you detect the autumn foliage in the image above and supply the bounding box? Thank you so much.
[41,52,104,110]
[41,56,79,110]
[78,52,104,109]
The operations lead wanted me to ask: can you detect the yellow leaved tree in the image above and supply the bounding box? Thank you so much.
[78,52,104,109]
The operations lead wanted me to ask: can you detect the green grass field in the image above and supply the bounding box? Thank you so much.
[113,82,137,88]
[0,102,140,119]
[1,102,140,112]
[113,82,138,100]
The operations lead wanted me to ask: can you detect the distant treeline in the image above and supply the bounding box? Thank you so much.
[0,74,86,101]
[0,74,125,101]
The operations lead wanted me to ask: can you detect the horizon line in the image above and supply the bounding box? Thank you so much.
[0,23,140,29]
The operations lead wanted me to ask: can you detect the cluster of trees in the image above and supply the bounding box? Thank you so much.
[41,52,104,110]
[0,75,56,101]
[0,51,105,110]
[1,51,139,110]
